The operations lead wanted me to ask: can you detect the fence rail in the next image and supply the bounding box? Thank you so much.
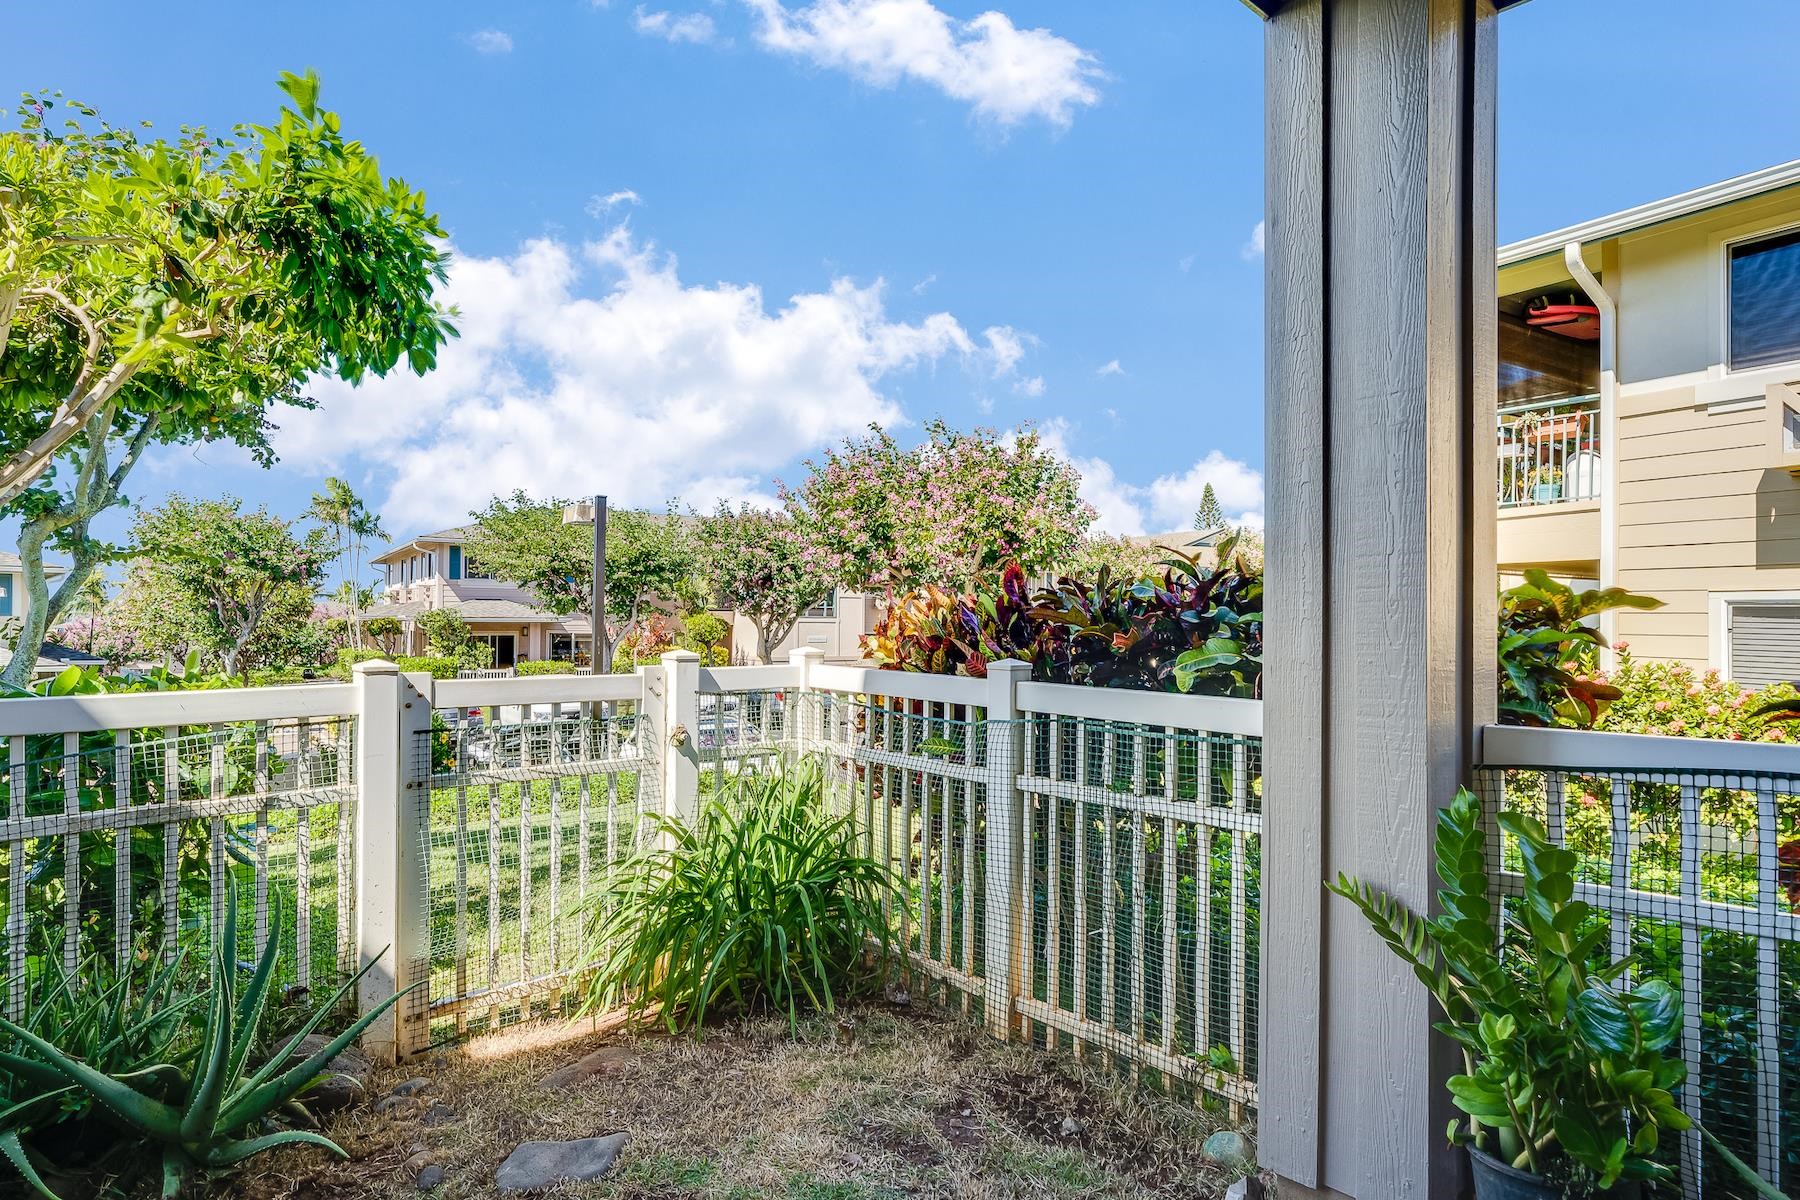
[1478,724,1800,1200]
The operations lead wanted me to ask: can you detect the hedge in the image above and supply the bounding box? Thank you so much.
[516,660,579,676]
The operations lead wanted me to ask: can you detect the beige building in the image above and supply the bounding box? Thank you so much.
[370,527,877,666]
[1497,161,1800,684]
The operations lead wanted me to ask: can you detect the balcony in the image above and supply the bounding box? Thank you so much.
[1497,395,1601,509]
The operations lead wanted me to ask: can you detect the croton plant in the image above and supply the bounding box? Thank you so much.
[862,536,1263,697]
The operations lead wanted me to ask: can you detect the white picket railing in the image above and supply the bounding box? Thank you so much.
[1477,725,1800,1200]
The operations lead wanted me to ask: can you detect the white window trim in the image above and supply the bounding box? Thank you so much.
[799,590,839,621]
[1719,216,1800,380]
[1708,590,1800,679]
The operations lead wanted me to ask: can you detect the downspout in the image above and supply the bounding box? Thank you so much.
[1564,240,1620,665]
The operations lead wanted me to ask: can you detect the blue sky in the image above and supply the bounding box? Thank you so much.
[4,0,1799,556]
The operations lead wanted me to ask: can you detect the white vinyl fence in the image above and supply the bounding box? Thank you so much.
[1478,725,1800,1200]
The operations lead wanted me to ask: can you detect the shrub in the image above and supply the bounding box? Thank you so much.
[516,660,578,676]
[1595,647,1800,742]
[864,537,1264,697]
[677,612,730,659]
[583,758,894,1033]
[330,648,385,678]
[394,655,461,679]
[1496,570,1661,727]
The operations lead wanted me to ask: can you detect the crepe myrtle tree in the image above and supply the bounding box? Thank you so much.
[463,491,694,667]
[129,494,333,677]
[695,502,835,664]
[0,71,453,686]
[785,419,1095,595]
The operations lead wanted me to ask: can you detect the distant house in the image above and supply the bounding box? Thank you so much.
[1495,160,1800,682]
[370,527,879,666]
[0,553,106,678]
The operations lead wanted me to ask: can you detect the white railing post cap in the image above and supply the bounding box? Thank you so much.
[659,649,702,664]
[788,646,824,663]
[352,659,401,677]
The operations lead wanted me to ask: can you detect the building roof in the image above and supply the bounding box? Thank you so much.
[1237,0,1531,16]
[1499,159,1800,267]
[365,597,577,625]
[0,552,67,576]
[370,526,472,566]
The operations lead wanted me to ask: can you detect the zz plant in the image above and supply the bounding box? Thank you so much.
[1328,787,1689,1194]
[0,889,410,1198]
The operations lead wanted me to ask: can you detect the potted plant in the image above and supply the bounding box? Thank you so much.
[1530,465,1564,504]
[1328,787,1689,1198]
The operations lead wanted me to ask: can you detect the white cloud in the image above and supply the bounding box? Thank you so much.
[1177,253,1195,273]
[1012,375,1044,398]
[634,7,718,42]
[742,0,1103,128]
[1241,220,1265,261]
[586,190,642,217]
[911,273,937,295]
[465,29,514,54]
[981,325,1032,378]
[1036,421,1263,536]
[276,229,1012,532]
[1096,359,1124,377]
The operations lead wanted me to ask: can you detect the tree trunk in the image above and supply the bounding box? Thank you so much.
[2,516,102,688]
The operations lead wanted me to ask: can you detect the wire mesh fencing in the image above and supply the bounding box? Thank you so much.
[806,687,1262,1115]
[0,715,358,1015]
[696,688,791,802]
[415,701,656,1042]
[1477,743,1800,1200]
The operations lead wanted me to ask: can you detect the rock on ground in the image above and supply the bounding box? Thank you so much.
[495,1133,630,1192]
[290,1035,372,1114]
[542,1044,635,1089]
[1202,1130,1250,1163]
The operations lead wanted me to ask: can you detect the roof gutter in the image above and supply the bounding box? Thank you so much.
[1564,240,1621,664]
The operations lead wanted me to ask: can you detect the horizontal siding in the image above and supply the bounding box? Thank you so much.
[1615,404,1761,440]
[1619,515,1788,549]
[1618,491,1800,524]
[1617,469,1772,503]
[1615,419,1765,459]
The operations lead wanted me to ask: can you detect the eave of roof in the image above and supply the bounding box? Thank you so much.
[1238,0,1532,16]
[1500,159,1800,267]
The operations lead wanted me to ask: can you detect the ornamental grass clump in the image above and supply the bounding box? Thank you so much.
[582,758,895,1033]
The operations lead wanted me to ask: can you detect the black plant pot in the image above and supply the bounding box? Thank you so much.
[1468,1147,1644,1200]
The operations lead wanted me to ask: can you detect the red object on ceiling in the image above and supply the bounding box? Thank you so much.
[1525,302,1600,341]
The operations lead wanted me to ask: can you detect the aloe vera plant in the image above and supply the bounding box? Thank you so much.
[0,949,198,1190]
[0,888,410,1198]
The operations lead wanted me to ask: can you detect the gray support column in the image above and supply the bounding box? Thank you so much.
[1258,1,1497,1196]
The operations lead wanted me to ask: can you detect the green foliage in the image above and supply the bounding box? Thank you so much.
[582,759,895,1033]
[0,73,452,686]
[0,889,410,1198]
[785,420,1095,593]
[305,479,383,652]
[124,495,332,678]
[1497,571,1662,728]
[330,648,385,679]
[362,616,403,655]
[394,655,462,679]
[677,612,730,658]
[1328,788,1690,1192]
[515,659,577,676]
[693,502,833,663]
[463,493,692,664]
[0,949,198,1190]
[1193,483,1225,532]
[864,537,1263,696]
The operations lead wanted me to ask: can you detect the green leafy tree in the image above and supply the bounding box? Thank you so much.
[414,607,493,671]
[307,478,384,650]
[694,503,834,664]
[127,495,331,677]
[0,71,453,685]
[1193,483,1224,532]
[463,492,693,667]
[786,420,1094,594]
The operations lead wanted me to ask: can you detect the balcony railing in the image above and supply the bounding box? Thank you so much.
[1497,395,1601,509]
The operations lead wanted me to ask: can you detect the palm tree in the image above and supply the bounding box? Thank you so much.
[307,479,385,650]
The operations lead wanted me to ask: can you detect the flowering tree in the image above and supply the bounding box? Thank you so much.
[126,495,332,676]
[787,420,1094,593]
[695,503,835,664]
[0,71,452,685]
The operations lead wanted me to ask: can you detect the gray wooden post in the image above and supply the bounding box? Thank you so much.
[353,660,435,1063]
[1257,1,1498,1196]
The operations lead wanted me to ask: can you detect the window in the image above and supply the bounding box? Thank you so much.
[1729,227,1800,371]
[801,590,838,620]
[0,574,13,618]
[449,546,463,580]
[549,633,591,664]
[463,555,491,581]
[1728,602,1800,688]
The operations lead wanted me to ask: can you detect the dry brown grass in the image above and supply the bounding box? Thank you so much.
[215,1004,1252,1200]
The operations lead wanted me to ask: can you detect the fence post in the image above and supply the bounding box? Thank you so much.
[353,661,434,1063]
[659,650,701,830]
[982,659,1029,1040]
[787,646,822,750]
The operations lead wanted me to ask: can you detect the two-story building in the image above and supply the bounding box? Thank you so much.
[1497,161,1800,685]
[369,526,879,666]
